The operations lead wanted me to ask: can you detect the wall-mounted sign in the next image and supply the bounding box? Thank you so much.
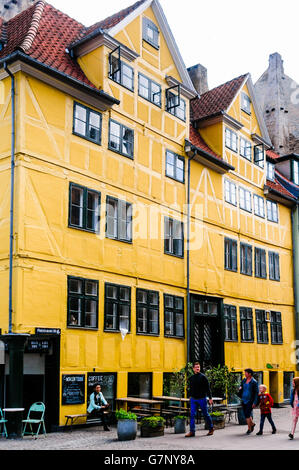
[27,340,50,353]
[35,328,61,335]
[62,374,85,405]
[266,363,279,369]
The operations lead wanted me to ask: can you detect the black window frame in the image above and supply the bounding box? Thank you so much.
[106,196,133,243]
[138,72,161,107]
[269,251,280,281]
[255,247,267,279]
[270,311,283,344]
[104,283,131,332]
[255,309,269,344]
[240,243,252,276]
[164,217,184,258]
[240,307,254,342]
[142,17,159,49]
[108,47,134,91]
[223,305,238,342]
[67,276,99,330]
[108,119,134,159]
[224,238,238,272]
[73,102,102,145]
[136,288,160,336]
[69,183,101,233]
[165,150,185,183]
[254,144,265,168]
[165,85,186,121]
[164,294,184,338]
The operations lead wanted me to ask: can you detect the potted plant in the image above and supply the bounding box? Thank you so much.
[174,415,187,434]
[205,411,225,430]
[140,416,165,437]
[167,363,193,434]
[115,409,137,441]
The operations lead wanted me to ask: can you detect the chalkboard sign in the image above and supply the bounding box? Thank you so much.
[62,374,85,405]
[27,340,49,353]
[87,373,116,411]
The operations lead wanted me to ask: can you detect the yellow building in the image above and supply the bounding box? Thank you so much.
[0,0,297,431]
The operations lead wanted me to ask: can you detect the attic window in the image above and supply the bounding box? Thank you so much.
[241,92,251,115]
[143,17,159,49]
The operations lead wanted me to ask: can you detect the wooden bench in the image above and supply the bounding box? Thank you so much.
[64,411,110,432]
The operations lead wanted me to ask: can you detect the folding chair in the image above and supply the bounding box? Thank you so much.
[0,408,8,438]
[22,402,46,438]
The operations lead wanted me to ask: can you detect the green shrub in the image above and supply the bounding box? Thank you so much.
[140,416,165,428]
[174,415,186,420]
[210,411,224,417]
[115,408,137,421]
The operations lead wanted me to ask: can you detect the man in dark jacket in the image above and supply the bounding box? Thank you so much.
[185,362,214,437]
[238,368,259,434]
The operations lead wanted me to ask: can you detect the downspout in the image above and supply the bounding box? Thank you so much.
[3,63,15,335]
[291,203,299,371]
[186,146,196,364]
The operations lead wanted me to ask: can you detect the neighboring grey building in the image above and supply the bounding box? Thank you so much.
[0,0,37,20]
[255,52,299,156]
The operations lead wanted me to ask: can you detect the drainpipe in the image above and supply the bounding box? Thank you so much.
[291,203,299,371]
[185,141,196,364]
[3,62,15,335]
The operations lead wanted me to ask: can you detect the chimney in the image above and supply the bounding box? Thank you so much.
[0,0,37,21]
[187,63,209,95]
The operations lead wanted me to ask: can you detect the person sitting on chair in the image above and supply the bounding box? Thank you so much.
[87,383,110,431]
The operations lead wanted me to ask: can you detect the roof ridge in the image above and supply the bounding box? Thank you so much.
[18,0,45,53]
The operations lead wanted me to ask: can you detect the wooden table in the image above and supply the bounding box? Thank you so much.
[116,397,164,415]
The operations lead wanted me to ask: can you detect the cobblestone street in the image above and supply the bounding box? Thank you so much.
[0,406,298,452]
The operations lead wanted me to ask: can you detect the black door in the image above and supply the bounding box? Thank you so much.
[191,295,224,370]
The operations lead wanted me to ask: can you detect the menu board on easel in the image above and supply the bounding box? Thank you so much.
[62,374,85,405]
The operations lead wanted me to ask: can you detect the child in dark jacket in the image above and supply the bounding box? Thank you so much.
[256,384,276,435]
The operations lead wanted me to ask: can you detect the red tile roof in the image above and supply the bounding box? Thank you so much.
[85,0,147,35]
[0,0,148,90]
[191,74,248,121]
[189,125,222,161]
[266,178,295,199]
[266,149,280,161]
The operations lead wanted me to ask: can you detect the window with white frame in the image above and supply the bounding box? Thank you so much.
[73,102,102,145]
[108,120,134,159]
[225,128,238,152]
[293,160,299,185]
[267,162,275,180]
[253,194,265,218]
[108,47,134,91]
[106,196,132,243]
[138,73,161,107]
[241,92,251,114]
[166,150,185,183]
[225,180,237,206]
[266,200,278,222]
[240,137,252,160]
[239,187,252,212]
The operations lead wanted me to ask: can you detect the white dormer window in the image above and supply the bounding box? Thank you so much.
[225,128,238,153]
[240,137,252,160]
[241,92,251,115]
[267,162,275,181]
[143,17,159,49]
[293,160,299,185]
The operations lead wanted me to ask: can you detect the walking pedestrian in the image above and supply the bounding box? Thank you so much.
[185,361,214,437]
[256,384,276,435]
[238,368,259,434]
[289,377,299,440]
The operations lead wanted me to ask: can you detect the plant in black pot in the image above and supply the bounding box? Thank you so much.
[167,363,193,434]
[205,411,225,430]
[140,416,165,437]
[115,409,137,441]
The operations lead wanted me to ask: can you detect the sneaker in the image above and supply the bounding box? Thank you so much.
[288,433,294,440]
[256,431,263,435]
[207,429,214,436]
[185,431,195,437]
[272,429,276,434]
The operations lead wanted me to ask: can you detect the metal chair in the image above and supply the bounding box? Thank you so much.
[22,402,46,438]
[0,408,8,438]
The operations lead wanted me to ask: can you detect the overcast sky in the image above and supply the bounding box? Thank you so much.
[49,0,299,89]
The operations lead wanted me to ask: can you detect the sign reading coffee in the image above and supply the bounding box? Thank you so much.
[62,374,85,405]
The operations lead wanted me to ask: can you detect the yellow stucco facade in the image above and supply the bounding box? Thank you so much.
[0,2,296,428]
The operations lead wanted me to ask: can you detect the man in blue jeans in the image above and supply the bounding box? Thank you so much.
[185,362,214,437]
